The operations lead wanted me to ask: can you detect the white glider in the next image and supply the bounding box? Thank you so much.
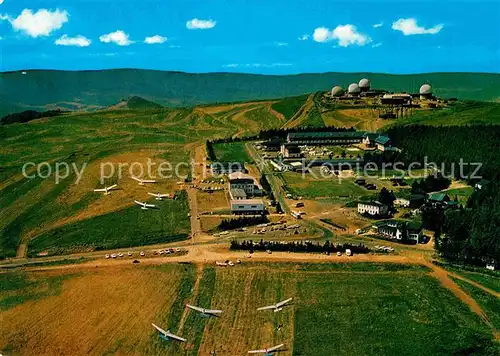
[148,192,171,200]
[186,304,223,317]
[257,298,292,312]
[93,184,117,195]
[132,176,156,185]
[152,323,186,342]
[248,344,284,354]
[134,200,157,210]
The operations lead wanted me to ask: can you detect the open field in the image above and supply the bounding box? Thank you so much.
[281,171,369,199]
[452,278,500,331]
[1,262,498,355]
[27,191,190,257]
[212,142,252,163]
[441,186,474,203]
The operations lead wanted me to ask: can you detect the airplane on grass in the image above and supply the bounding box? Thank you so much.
[134,200,157,210]
[186,304,223,317]
[148,192,171,200]
[152,323,186,342]
[93,184,118,195]
[248,344,285,354]
[132,176,156,185]
[257,298,292,313]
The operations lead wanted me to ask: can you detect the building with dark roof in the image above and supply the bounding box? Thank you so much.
[374,220,424,243]
[374,136,392,151]
[230,188,247,200]
[287,131,366,146]
[280,144,302,158]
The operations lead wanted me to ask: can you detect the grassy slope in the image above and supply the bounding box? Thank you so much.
[3,263,495,355]
[2,70,500,116]
[271,94,309,120]
[294,271,495,355]
[213,142,252,163]
[27,192,190,256]
[452,278,500,331]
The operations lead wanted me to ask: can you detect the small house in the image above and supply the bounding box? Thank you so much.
[375,136,392,151]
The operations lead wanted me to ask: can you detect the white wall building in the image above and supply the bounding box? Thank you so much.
[231,199,265,214]
[228,172,259,195]
[357,201,389,216]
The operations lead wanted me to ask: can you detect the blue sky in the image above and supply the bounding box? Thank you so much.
[1,0,499,74]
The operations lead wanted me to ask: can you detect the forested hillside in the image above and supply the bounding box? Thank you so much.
[385,124,500,180]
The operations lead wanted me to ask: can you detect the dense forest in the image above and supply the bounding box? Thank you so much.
[436,183,500,266]
[0,109,67,125]
[384,125,500,181]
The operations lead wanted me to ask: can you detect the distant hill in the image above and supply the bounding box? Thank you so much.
[125,96,162,109]
[1,69,499,116]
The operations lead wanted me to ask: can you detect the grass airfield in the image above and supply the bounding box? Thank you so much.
[1,262,497,356]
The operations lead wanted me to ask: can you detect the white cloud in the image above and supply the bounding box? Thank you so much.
[372,42,383,48]
[144,35,167,44]
[373,22,383,28]
[275,41,288,47]
[298,34,309,41]
[55,34,91,47]
[313,24,370,47]
[313,27,330,43]
[99,30,133,46]
[186,18,216,30]
[332,24,371,47]
[392,18,443,35]
[7,9,68,37]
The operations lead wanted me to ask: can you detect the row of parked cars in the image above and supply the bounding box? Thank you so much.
[105,251,145,259]
[105,248,181,259]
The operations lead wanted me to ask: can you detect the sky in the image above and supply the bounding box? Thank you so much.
[0,0,499,74]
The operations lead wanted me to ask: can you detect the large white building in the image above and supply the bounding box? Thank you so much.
[357,201,389,216]
[228,172,261,195]
[230,199,265,214]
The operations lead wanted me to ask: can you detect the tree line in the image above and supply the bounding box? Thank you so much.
[230,239,370,254]
[1,109,68,125]
[218,216,269,231]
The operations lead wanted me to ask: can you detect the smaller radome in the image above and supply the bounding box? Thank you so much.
[348,83,361,94]
[331,86,344,97]
[420,84,432,95]
[359,78,371,91]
